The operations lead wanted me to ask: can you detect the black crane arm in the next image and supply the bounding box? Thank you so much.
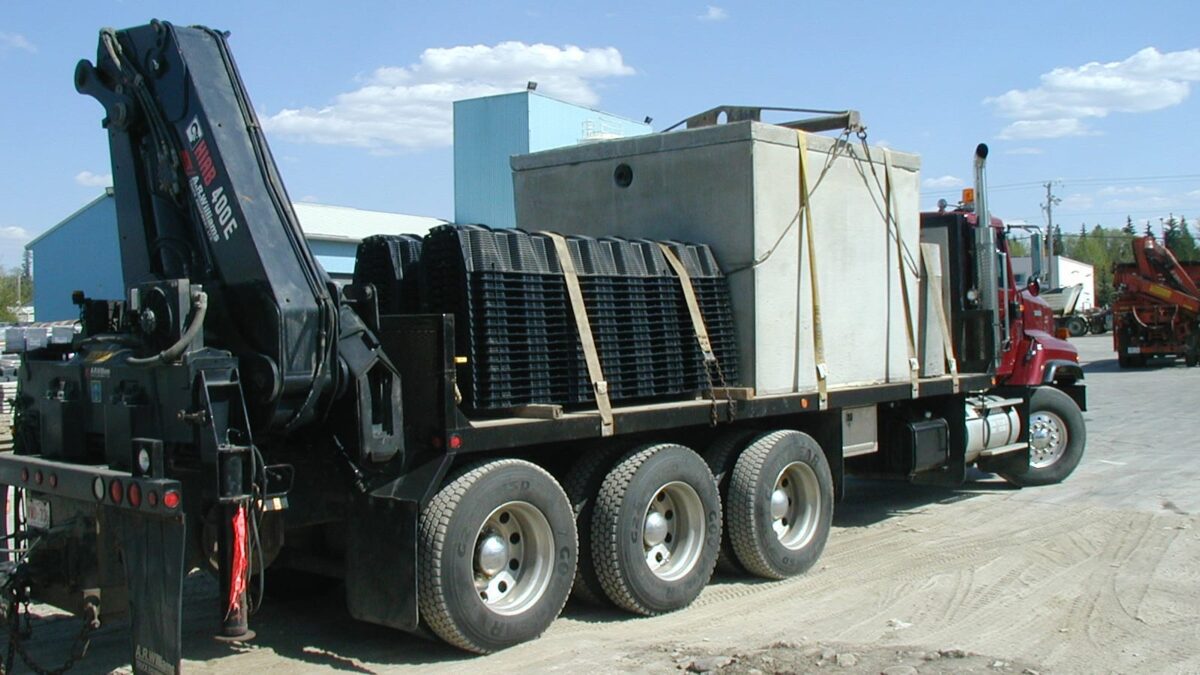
[74,21,400,459]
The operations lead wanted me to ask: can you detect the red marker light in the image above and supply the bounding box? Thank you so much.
[163,490,181,509]
[49,474,58,488]
[147,491,159,507]
[127,483,142,508]
[20,468,28,483]
[34,470,43,485]
[449,434,463,450]
[109,480,124,505]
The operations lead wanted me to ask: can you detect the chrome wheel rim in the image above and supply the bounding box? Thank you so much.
[642,481,704,581]
[473,501,554,616]
[771,461,820,550]
[1029,410,1068,469]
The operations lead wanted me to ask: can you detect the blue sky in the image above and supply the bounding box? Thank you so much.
[2,1,1199,270]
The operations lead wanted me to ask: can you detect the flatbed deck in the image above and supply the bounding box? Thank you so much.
[457,373,993,452]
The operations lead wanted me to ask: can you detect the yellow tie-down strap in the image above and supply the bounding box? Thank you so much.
[657,243,716,364]
[796,131,829,410]
[920,242,961,393]
[883,148,921,398]
[542,231,614,436]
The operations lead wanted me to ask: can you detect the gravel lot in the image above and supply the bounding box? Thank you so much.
[9,334,1199,674]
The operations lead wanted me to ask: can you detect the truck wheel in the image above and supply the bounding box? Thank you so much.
[726,430,833,580]
[562,446,624,606]
[418,459,577,653]
[1066,316,1087,337]
[702,430,758,575]
[592,443,720,615]
[1001,387,1086,487]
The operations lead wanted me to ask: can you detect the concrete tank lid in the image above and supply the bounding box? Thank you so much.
[510,119,920,172]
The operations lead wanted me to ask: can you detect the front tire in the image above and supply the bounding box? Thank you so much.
[1066,316,1087,337]
[592,443,721,615]
[1001,387,1086,487]
[418,459,577,653]
[726,431,833,580]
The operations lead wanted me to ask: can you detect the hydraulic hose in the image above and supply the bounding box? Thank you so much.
[127,291,208,366]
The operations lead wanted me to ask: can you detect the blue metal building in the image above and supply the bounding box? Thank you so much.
[454,91,652,228]
[27,191,445,321]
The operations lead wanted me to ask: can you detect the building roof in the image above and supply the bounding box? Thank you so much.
[26,188,115,249]
[27,191,446,250]
[292,201,445,241]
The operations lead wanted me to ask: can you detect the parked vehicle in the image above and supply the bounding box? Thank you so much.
[1112,235,1200,367]
[0,22,1086,674]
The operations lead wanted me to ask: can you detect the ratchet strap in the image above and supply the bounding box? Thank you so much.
[797,131,829,409]
[658,243,716,363]
[920,242,961,393]
[884,149,921,398]
[543,231,614,436]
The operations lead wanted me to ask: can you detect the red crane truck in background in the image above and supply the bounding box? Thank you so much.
[0,21,1086,673]
[1112,235,1200,367]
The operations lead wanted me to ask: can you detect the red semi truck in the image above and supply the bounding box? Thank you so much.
[1112,236,1200,367]
[0,22,1086,673]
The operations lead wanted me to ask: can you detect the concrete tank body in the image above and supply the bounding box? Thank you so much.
[512,121,926,396]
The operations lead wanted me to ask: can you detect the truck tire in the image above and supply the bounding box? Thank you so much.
[592,443,721,615]
[1066,316,1088,337]
[702,430,758,575]
[562,446,625,606]
[418,459,577,653]
[726,430,833,580]
[1000,387,1086,487]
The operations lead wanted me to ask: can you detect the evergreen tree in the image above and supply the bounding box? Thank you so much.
[1173,216,1198,261]
[1123,216,1136,235]
[1052,225,1065,255]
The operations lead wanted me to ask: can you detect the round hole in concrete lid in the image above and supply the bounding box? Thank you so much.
[614,163,633,188]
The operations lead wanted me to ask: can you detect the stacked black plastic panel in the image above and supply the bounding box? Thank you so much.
[352,234,424,314]
[420,224,738,414]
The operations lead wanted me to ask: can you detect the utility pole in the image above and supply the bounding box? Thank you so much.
[1041,181,1061,287]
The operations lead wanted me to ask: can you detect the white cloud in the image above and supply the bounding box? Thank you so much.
[264,41,635,151]
[74,171,112,187]
[1095,185,1161,197]
[299,195,320,203]
[1061,193,1094,211]
[986,47,1200,139]
[922,175,964,189]
[0,32,36,53]
[1003,146,1044,155]
[997,118,1095,140]
[0,226,29,241]
[698,6,728,21]
[1188,188,1200,199]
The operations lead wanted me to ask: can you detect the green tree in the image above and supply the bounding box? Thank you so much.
[1123,216,1136,235]
[1052,225,1065,255]
[0,266,33,322]
[1170,216,1198,261]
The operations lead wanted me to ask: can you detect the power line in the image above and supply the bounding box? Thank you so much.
[923,172,1200,196]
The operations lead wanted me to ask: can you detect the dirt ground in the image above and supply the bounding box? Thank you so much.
[8,334,1200,674]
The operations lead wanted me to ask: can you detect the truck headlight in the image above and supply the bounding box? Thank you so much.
[137,448,152,474]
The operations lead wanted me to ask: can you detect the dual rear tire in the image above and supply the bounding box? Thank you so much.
[418,433,834,652]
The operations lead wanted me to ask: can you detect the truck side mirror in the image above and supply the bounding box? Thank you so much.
[1026,277,1041,296]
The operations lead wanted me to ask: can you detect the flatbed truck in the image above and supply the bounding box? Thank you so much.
[0,21,1085,673]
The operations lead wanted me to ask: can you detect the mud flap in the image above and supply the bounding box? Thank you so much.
[112,507,186,675]
[345,494,418,631]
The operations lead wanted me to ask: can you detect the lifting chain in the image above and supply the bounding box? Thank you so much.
[2,567,99,675]
[702,356,737,427]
